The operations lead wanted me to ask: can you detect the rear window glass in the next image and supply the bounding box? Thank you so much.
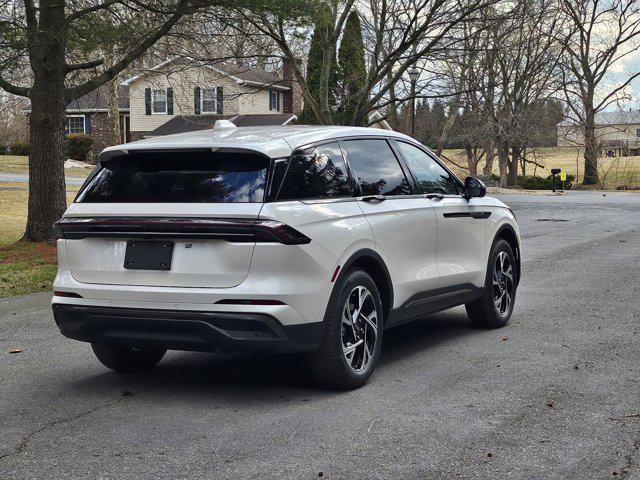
[77,151,269,203]
[277,142,352,200]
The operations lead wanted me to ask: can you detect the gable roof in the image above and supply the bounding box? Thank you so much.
[122,57,289,91]
[23,84,130,113]
[558,110,640,127]
[148,114,297,136]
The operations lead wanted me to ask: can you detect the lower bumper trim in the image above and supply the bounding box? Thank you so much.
[52,304,323,354]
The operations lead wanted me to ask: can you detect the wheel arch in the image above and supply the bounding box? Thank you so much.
[493,224,521,286]
[338,249,394,323]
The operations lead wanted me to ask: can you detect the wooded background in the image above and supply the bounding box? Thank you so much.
[1,0,639,241]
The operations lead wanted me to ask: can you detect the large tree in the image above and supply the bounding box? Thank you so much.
[560,0,640,185]
[298,3,338,124]
[0,0,215,241]
[242,0,495,127]
[337,10,366,125]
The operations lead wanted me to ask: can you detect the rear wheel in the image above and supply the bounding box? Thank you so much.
[91,343,166,373]
[466,239,517,328]
[309,269,383,390]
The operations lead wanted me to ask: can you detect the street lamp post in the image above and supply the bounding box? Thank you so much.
[408,66,420,137]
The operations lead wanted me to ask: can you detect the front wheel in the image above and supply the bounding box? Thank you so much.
[308,269,384,390]
[466,239,517,328]
[91,343,166,373]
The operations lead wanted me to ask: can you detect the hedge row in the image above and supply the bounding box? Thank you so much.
[2,134,94,161]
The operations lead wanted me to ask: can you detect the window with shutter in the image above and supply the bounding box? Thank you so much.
[202,88,217,113]
[152,89,167,114]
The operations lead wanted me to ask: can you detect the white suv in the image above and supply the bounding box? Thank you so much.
[52,123,520,389]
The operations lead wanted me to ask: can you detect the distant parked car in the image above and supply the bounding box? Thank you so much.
[52,122,521,389]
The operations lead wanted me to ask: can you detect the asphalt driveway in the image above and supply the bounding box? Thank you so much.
[1,191,639,479]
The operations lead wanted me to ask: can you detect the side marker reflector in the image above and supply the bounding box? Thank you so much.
[331,265,341,283]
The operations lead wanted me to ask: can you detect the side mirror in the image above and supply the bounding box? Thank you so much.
[464,176,486,199]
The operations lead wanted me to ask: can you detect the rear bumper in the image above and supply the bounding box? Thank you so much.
[52,304,323,354]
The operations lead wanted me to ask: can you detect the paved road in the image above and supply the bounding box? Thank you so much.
[1,191,639,479]
[0,173,86,185]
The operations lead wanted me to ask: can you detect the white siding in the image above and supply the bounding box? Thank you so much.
[557,123,640,147]
[129,68,241,132]
[239,87,282,114]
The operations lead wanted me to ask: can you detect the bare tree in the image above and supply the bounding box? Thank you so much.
[0,0,259,241]
[560,0,640,184]
[238,0,496,126]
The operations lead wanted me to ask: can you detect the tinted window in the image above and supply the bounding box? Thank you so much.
[397,142,458,195]
[277,142,352,200]
[342,139,411,196]
[78,151,268,203]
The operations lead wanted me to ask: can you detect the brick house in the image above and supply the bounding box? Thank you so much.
[24,84,131,154]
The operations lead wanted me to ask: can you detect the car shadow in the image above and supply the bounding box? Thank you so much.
[64,307,478,399]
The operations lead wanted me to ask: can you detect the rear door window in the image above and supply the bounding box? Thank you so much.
[276,142,352,200]
[342,139,411,196]
[77,151,268,203]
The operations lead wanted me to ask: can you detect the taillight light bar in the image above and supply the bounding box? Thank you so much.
[53,218,311,245]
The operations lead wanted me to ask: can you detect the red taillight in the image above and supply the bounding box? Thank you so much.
[54,291,82,298]
[253,221,311,245]
[215,299,285,305]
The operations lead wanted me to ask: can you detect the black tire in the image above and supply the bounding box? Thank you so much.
[91,343,166,373]
[466,239,517,328]
[308,269,384,390]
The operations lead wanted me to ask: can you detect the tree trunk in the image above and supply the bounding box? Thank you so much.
[106,77,121,146]
[497,141,509,188]
[24,0,68,242]
[583,110,599,185]
[465,146,478,175]
[507,146,520,186]
[483,138,495,176]
[25,72,68,241]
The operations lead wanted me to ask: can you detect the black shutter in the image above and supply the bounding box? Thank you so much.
[166,87,173,115]
[145,88,151,115]
[85,114,92,134]
[194,87,201,115]
[276,92,280,112]
[268,91,273,111]
[217,86,223,114]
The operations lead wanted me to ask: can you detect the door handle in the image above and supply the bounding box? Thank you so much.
[425,193,444,200]
[360,195,386,202]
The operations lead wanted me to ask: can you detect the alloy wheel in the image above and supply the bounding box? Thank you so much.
[493,251,514,316]
[341,286,378,373]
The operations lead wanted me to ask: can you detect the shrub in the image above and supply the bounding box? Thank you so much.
[9,139,29,156]
[487,173,574,190]
[518,173,574,190]
[0,144,6,155]
[65,133,93,161]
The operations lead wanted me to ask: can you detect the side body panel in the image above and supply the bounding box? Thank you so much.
[355,197,438,308]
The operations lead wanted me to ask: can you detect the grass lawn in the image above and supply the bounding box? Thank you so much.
[0,183,80,298]
[441,146,640,189]
[0,154,92,178]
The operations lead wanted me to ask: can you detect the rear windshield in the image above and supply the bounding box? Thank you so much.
[77,151,269,203]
